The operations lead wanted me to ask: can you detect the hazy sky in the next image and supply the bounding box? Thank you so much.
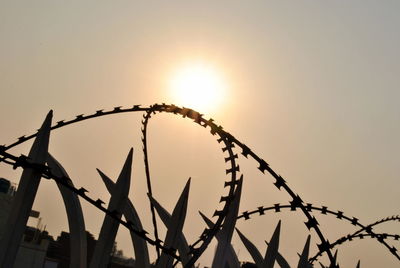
[0,1,399,267]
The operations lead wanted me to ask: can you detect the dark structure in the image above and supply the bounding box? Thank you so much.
[0,178,10,194]
[0,104,398,268]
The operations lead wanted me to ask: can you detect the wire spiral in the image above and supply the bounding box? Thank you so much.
[1,103,397,267]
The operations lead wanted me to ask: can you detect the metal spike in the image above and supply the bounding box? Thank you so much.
[258,160,269,173]
[241,145,251,158]
[95,199,105,207]
[224,154,238,163]
[305,217,319,230]
[0,110,53,267]
[321,206,328,214]
[77,187,88,195]
[336,211,344,219]
[257,206,265,215]
[274,204,281,212]
[226,165,240,174]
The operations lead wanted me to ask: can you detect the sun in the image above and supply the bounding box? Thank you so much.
[169,62,226,114]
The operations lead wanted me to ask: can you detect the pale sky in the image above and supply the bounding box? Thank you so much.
[0,1,399,267]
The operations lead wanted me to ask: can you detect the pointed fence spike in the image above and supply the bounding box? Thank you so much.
[236,228,264,267]
[97,168,115,195]
[148,193,193,267]
[211,176,243,268]
[333,249,338,265]
[157,178,191,268]
[199,212,241,268]
[264,220,281,268]
[0,111,52,268]
[265,240,291,268]
[90,148,133,268]
[98,166,150,268]
[274,251,291,268]
[199,211,214,228]
[297,235,311,268]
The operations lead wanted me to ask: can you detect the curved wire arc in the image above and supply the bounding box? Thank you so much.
[236,204,400,262]
[2,103,394,266]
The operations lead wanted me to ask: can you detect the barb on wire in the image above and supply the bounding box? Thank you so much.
[236,203,400,262]
[0,149,181,262]
[2,103,396,267]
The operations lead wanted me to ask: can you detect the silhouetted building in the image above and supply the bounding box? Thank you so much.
[45,230,134,268]
[0,178,133,267]
[46,230,97,268]
[0,178,17,239]
[0,178,10,193]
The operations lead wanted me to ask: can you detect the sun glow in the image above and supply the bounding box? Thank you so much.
[169,63,226,114]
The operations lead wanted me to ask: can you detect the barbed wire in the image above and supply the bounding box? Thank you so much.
[141,108,162,259]
[0,147,181,261]
[312,215,400,262]
[0,104,243,267]
[331,232,399,247]
[141,105,241,266]
[3,103,394,266]
[236,204,400,262]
